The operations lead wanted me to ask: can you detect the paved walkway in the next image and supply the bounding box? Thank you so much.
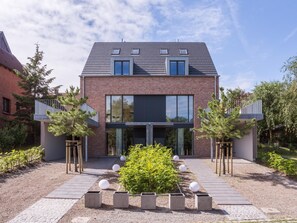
[184,159,267,221]
[9,158,116,223]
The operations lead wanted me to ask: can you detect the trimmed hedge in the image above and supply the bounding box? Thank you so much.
[119,144,179,194]
[258,150,297,176]
[0,146,44,173]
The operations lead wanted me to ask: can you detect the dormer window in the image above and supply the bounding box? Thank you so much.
[112,48,120,55]
[131,48,140,55]
[160,49,168,55]
[165,57,189,76]
[111,57,133,75]
[179,49,188,55]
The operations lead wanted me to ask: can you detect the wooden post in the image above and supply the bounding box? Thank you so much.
[226,142,230,174]
[66,142,69,174]
[218,144,222,176]
[215,143,218,174]
[230,142,233,176]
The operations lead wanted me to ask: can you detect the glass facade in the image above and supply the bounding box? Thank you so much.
[107,127,134,155]
[106,95,134,123]
[166,95,193,122]
[165,128,193,155]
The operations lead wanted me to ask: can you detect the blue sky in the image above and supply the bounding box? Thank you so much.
[0,0,296,91]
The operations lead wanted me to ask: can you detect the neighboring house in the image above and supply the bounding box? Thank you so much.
[0,31,23,126]
[35,42,262,161]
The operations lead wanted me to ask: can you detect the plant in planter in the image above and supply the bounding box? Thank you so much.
[47,86,95,173]
[194,87,256,175]
[119,144,179,194]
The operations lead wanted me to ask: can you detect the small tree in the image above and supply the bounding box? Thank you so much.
[46,86,95,172]
[194,87,255,174]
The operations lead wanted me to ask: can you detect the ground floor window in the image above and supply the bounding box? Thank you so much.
[106,127,193,156]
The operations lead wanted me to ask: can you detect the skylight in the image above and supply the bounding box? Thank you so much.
[179,49,188,55]
[131,48,140,55]
[112,48,121,55]
[160,49,168,55]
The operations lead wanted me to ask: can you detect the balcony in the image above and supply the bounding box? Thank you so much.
[34,99,99,127]
[239,100,263,120]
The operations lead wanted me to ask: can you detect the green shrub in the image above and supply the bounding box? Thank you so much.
[0,146,44,173]
[0,123,27,151]
[119,144,179,194]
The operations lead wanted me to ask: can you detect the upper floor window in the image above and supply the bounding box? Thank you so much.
[114,61,130,75]
[166,57,189,76]
[166,95,193,122]
[111,57,133,75]
[2,97,10,114]
[170,60,185,76]
[131,48,140,55]
[112,48,120,55]
[160,49,168,55]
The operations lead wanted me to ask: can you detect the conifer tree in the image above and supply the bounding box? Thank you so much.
[14,44,59,144]
[46,86,95,140]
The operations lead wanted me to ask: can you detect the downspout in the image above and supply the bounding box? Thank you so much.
[210,75,217,162]
[82,75,88,162]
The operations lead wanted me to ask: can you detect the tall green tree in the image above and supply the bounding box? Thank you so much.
[226,87,251,108]
[14,44,59,144]
[251,81,284,144]
[46,86,95,141]
[195,87,255,142]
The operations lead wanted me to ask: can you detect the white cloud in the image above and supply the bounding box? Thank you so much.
[220,71,256,91]
[0,0,230,91]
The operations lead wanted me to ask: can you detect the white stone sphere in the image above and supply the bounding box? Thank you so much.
[173,155,179,161]
[112,164,120,172]
[120,155,126,161]
[189,181,200,192]
[179,164,187,172]
[98,179,110,190]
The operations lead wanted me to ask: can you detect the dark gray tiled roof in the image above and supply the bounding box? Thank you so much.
[81,42,218,76]
[0,31,22,72]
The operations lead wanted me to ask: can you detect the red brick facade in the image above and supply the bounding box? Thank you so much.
[81,75,219,158]
[0,65,22,125]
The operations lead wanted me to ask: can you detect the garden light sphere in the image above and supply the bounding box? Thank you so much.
[120,155,126,161]
[179,164,187,172]
[189,181,200,192]
[173,155,179,161]
[99,179,110,190]
[112,164,120,172]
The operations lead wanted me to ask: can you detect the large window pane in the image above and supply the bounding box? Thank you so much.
[107,128,122,156]
[106,96,111,122]
[165,128,176,154]
[177,96,188,122]
[170,61,177,75]
[111,96,122,122]
[123,96,134,122]
[189,96,193,122]
[166,96,177,122]
[184,128,193,155]
[178,61,185,75]
[114,61,122,75]
[123,61,130,75]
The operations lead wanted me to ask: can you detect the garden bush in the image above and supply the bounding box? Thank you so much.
[0,123,27,152]
[0,146,44,173]
[119,144,179,194]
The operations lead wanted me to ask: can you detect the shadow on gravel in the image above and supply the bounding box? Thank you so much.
[236,172,297,190]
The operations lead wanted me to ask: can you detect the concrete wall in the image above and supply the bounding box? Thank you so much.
[233,126,257,161]
[41,122,66,161]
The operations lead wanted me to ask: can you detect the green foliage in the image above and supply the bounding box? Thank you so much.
[13,44,60,144]
[47,86,95,139]
[0,146,44,173]
[195,87,255,141]
[0,123,27,151]
[257,145,297,176]
[119,144,179,194]
[250,81,284,143]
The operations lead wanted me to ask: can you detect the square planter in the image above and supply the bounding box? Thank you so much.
[141,192,156,210]
[85,191,102,208]
[195,192,212,211]
[169,193,185,210]
[113,191,129,208]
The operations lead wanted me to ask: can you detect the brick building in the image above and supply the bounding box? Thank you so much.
[0,31,23,126]
[36,42,262,161]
